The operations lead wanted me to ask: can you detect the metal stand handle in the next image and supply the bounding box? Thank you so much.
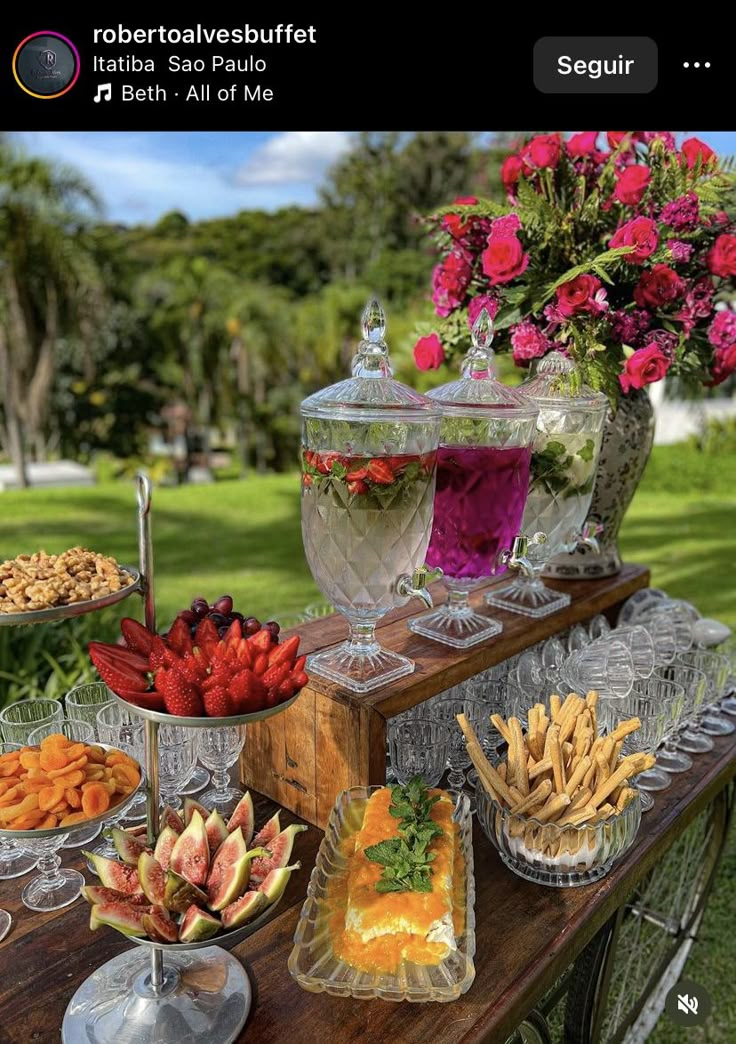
[137,473,156,633]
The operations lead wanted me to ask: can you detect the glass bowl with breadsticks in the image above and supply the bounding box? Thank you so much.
[458,691,652,887]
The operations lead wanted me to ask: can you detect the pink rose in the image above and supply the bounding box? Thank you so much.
[481,236,529,285]
[413,333,445,371]
[613,165,651,205]
[431,248,473,317]
[442,196,479,239]
[501,155,523,193]
[523,134,561,169]
[555,274,606,317]
[610,216,658,263]
[619,344,673,393]
[468,295,499,327]
[510,321,550,365]
[633,265,685,309]
[708,344,736,386]
[489,214,522,238]
[607,132,632,149]
[706,234,736,278]
[680,137,716,169]
[708,309,736,350]
[567,131,600,157]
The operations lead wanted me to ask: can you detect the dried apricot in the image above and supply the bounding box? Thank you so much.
[38,813,58,828]
[19,751,41,770]
[39,749,69,772]
[0,760,21,778]
[64,788,82,809]
[112,763,141,788]
[47,754,87,778]
[60,811,88,827]
[82,784,110,818]
[52,769,85,789]
[38,784,65,811]
[40,733,72,749]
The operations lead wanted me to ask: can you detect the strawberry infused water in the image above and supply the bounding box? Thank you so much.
[426,444,531,581]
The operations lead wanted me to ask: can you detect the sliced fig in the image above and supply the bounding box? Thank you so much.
[153,825,179,872]
[259,862,301,905]
[143,906,179,944]
[89,905,102,931]
[124,823,149,838]
[169,809,210,886]
[138,851,167,906]
[111,826,150,866]
[226,792,254,845]
[208,848,268,912]
[83,851,143,895]
[206,827,247,897]
[249,823,308,886]
[205,810,229,855]
[252,811,281,849]
[95,900,151,937]
[221,890,267,930]
[179,905,221,943]
[160,805,184,834]
[82,885,149,907]
[183,797,210,825]
[163,870,208,914]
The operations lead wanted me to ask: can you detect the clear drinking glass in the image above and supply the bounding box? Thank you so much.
[0,698,64,745]
[199,725,247,816]
[718,635,736,716]
[657,663,712,755]
[179,763,211,796]
[91,702,146,869]
[0,743,37,880]
[26,719,101,849]
[613,625,655,679]
[638,612,678,667]
[17,833,85,912]
[158,725,199,810]
[639,604,694,654]
[64,683,113,730]
[567,624,590,654]
[561,639,634,699]
[629,676,683,789]
[677,650,734,736]
[432,692,472,790]
[588,614,612,641]
[388,719,451,787]
[617,588,669,627]
[608,684,672,810]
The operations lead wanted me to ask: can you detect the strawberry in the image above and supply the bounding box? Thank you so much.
[267,635,300,671]
[345,466,368,481]
[179,650,208,684]
[347,479,369,496]
[366,458,394,485]
[194,617,220,661]
[253,653,269,676]
[234,639,253,669]
[248,628,272,654]
[121,689,167,712]
[277,678,297,699]
[228,669,266,714]
[291,671,309,690]
[148,635,168,670]
[224,619,242,644]
[120,618,154,656]
[166,618,193,658]
[89,642,149,693]
[262,661,291,693]
[294,654,307,673]
[202,663,235,692]
[156,667,204,717]
[203,686,232,718]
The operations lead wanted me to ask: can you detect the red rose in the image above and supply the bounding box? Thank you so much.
[413,333,445,371]
[607,132,632,149]
[613,165,651,205]
[567,131,600,157]
[708,344,736,386]
[633,264,685,309]
[481,235,529,285]
[523,134,561,169]
[501,154,523,192]
[619,344,673,393]
[555,274,603,317]
[706,234,736,278]
[680,137,716,169]
[610,216,658,263]
[441,196,479,239]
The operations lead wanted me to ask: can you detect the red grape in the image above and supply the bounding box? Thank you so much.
[191,598,209,618]
[214,595,234,615]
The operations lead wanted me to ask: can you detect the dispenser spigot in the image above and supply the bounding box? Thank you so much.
[498,533,547,579]
[576,516,604,554]
[396,565,443,608]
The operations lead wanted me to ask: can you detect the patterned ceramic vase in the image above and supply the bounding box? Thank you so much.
[543,389,655,580]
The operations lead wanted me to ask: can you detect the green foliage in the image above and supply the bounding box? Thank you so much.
[689,415,736,456]
[364,777,443,893]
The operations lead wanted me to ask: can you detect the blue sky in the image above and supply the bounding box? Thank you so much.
[14,130,736,226]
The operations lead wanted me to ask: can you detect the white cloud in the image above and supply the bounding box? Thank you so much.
[235,131,351,186]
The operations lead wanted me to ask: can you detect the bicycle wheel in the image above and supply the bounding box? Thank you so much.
[564,786,732,1044]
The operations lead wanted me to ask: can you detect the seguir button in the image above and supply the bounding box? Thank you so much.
[534,36,658,93]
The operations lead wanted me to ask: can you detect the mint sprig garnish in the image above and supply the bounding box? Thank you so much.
[364,776,444,894]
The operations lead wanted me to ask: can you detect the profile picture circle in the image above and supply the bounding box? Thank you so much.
[13,31,80,99]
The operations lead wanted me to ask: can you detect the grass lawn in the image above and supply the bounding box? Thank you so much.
[0,441,734,1040]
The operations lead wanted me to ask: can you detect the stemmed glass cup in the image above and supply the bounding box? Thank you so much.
[91,702,146,869]
[433,692,473,791]
[27,718,101,848]
[0,698,64,745]
[199,725,247,816]
[388,720,451,788]
[0,743,37,880]
[157,725,199,811]
[561,639,634,700]
[656,663,711,755]
[612,625,655,679]
[64,683,113,729]
[677,650,733,736]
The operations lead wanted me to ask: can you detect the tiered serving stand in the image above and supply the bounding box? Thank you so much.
[0,476,297,1043]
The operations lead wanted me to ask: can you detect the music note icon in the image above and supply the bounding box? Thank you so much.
[94,83,112,103]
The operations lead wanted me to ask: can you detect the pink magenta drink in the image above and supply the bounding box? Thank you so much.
[426,444,532,582]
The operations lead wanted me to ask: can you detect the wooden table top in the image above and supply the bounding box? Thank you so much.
[2,731,735,1044]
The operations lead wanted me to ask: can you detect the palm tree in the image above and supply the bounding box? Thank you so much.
[0,143,102,486]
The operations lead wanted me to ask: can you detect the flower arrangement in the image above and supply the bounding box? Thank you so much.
[413,133,736,400]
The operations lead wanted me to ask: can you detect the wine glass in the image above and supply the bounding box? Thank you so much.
[588,614,611,641]
[657,663,712,755]
[639,604,694,654]
[718,635,736,716]
[92,702,146,869]
[388,720,451,787]
[628,676,682,790]
[561,639,634,700]
[612,625,655,679]
[604,683,672,811]
[0,699,64,745]
[199,725,247,816]
[432,692,472,790]
[16,833,85,913]
[677,650,734,736]
[157,725,199,811]
[0,743,37,880]
[638,612,678,667]
[26,719,101,848]
[567,623,590,654]
[64,683,113,729]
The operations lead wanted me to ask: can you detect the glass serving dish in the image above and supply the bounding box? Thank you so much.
[300,301,442,692]
[475,781,641,888]
[288,786,476,1002]
[409,310,539,647]
[486,351,606,618]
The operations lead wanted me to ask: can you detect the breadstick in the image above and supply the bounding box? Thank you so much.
[529,757,553,781]
[595,749,610,788]
[609,740,623,774]
[550,694,561,721]
[548,725,566,792]
[456,713,515,807]
[560,709,582,745]
[590,754,643,808]
[586,691,598,735]
[610,717,641,744]
[490,714,512,747]
[509,717,529,796]
[498,761,507,783]
[616,786,638,813]
[565,755,591,796]
[511,778,552,815]
[583,759,597,790]
[569,786,592,811]
[535,792,571,823]
[557,804,597,827]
